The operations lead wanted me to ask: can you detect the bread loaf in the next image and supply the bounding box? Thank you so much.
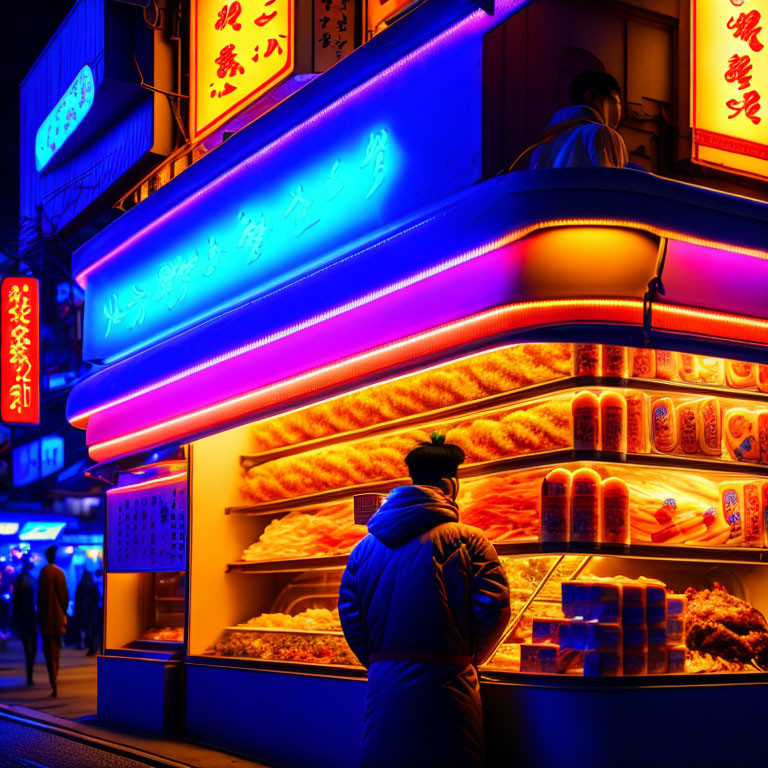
[726,360,758,389]
[759,365,768,393]
[626,393,648,454]
[678,354,698,382]
[541,468,571,543]
[601,477,630,545]
[724,409,760,462]
[600,391,627,453]
[651,397,678,453]
[572,391,600,451]
[602,346,627,377]
[698,398,721,457]
[677,402,699,455]
[630,348,655,378]
[655,350,678,381]
[570,468,601,543]
[574,344,600,377]
[742,481,764,547]
[697,357,724,385]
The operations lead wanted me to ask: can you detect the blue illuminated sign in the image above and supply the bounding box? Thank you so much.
[85,127,401,361]
[19,522,67,541]
[40,435,65,477]
[13,442,40,487]
[78,0,492,364]
[12,434,66,486]
[35,65,95,172]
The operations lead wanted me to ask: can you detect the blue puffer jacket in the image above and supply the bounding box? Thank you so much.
[339,485,510,768]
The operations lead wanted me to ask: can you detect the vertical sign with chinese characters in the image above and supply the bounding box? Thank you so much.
[366,0,413,37]
[191,0,295,140]
[107,475,188,572]
[314,0,356,72]
[1,278,39,425]
[692,0,768,179]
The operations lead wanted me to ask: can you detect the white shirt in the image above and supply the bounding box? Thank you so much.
[529,105,629,169]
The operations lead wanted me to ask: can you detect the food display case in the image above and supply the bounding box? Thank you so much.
[187,341,768,768]
[99,462,188,734]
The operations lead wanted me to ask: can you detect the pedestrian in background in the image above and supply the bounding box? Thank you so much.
[11,558,37,686]
[74,570,99,656]
[37,546,68,697]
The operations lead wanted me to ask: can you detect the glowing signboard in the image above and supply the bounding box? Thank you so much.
[1,278,39,425]
[191,0,294,139]
[692,0,768,179]
[367,0,414,35]
[35,65,95,172]
[314,0,356,71]
[84,127,398,362]
[19,522,67,542]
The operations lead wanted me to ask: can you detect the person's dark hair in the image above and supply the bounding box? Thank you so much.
[405,433,465,487]
[568,70,621,106]
[44,546,57,564]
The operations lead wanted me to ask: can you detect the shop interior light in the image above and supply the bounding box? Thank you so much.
[654,303,768,345]
[0,523,20,536]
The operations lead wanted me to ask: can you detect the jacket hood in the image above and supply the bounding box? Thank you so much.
[546,104,605,127]
[367,485,459,548]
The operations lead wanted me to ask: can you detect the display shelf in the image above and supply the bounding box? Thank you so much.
[224,625,344,635]
[226,554,350,573]
[494,541,768,565]
[188,654,366,678]
[239,375,768,469]
[226,477,402,516]
[226,539,768,577]
[228,447,768,516]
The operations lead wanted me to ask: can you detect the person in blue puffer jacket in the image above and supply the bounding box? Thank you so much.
[339,434,510,768]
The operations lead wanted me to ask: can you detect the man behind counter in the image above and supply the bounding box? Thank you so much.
[521,69,630,170]
[339,434,510,768]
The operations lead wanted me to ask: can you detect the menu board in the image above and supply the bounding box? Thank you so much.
[107,477,188,572]
[314,0,357,72]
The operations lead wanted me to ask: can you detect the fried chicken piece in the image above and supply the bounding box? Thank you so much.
[685,583,768,668]
[684,649,750,674]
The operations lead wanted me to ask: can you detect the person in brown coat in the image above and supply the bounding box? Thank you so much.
[37,546,69,697]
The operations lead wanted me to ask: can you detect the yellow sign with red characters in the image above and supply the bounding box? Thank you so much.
[191,0,294,139]
[692,0,768,180]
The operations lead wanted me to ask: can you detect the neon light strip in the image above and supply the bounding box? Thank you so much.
[654,303,768,344]
[88,298,643,458]
[106,471,188,494]
[71,217,768,429]
[74,4,496,287]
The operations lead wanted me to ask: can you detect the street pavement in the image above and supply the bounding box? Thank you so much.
[0,640,269,768]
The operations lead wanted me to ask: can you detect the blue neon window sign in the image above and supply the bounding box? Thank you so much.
[35,65,95,172]
[85,127,400,362]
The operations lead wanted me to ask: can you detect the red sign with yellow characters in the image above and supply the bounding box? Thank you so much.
[191,0,294,140]
[692,0,768,179]
[1,277,39,425]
